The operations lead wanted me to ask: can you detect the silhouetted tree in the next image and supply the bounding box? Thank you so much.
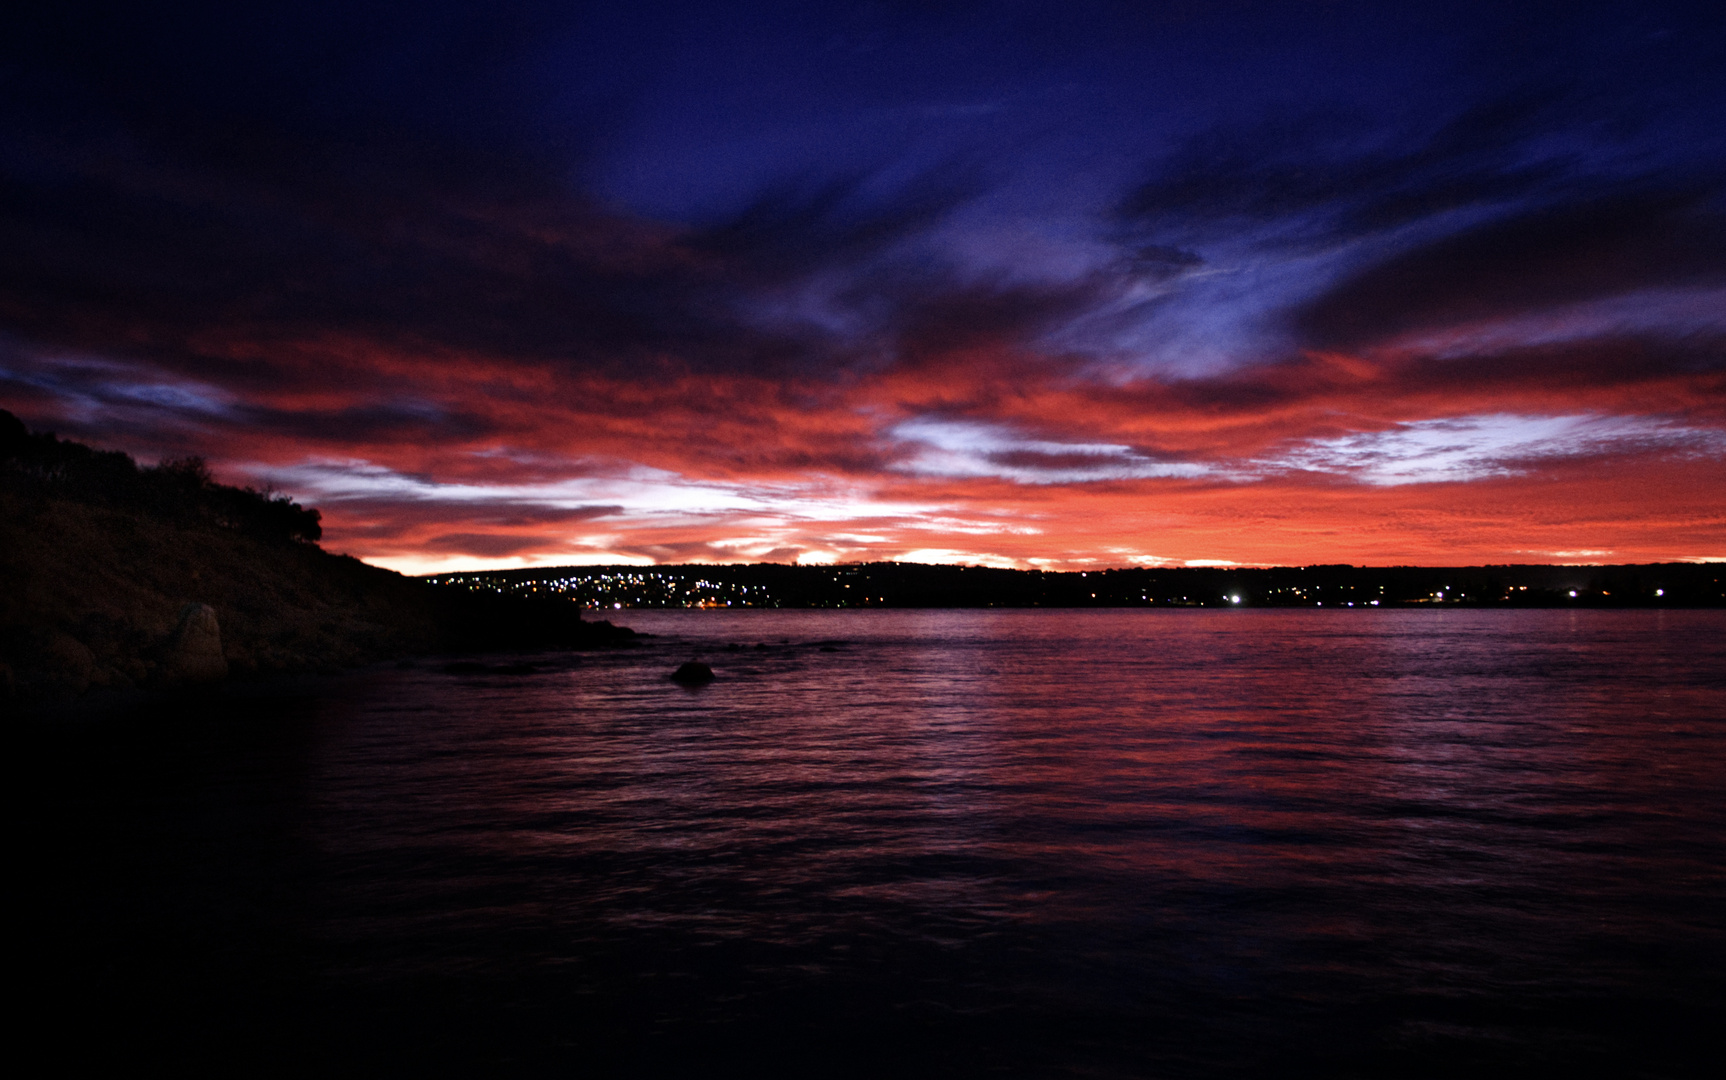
[1,410,322,543]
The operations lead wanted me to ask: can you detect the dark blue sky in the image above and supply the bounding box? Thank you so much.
[3,1,1723,569]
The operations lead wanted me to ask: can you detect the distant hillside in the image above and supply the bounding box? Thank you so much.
[0,411,631,706]
[431,559,1726,609]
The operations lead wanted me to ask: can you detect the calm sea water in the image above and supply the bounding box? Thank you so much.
[27,610,1726,1076]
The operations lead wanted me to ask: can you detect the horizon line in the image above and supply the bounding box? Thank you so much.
[405,557,1726,577]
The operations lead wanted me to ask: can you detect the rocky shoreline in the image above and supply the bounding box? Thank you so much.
[1,411,634,710]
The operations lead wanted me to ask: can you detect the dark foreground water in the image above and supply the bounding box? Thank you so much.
[24,610,1726,1076]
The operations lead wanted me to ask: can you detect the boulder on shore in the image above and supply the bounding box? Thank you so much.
[157,603,229,686]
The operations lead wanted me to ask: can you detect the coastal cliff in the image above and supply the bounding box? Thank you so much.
[0,410,631,706]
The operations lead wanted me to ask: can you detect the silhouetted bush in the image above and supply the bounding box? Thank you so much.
[1,410,320,543]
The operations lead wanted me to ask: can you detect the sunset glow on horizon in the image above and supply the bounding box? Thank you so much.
[4,2,1723,571]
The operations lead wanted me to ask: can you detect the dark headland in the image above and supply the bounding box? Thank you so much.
[0,411,633,708]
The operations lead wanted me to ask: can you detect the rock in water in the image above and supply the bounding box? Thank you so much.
[160,603,229,685]
[670,661,715,686]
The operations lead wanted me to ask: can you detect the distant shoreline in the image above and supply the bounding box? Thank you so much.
[425,561,1726,610]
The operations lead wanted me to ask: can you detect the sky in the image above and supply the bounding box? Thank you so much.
[2,0,1723,572]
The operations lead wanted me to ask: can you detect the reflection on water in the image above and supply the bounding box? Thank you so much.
[26,611,1726,1076]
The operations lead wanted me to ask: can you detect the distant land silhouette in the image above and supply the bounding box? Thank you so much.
[430,559,1724,610]
[0,410,632,707]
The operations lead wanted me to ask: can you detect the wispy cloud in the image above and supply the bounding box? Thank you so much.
[1268,413,1726,486]
[889,418,1213,484]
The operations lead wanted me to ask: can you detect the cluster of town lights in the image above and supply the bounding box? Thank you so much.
[428,570,773,609]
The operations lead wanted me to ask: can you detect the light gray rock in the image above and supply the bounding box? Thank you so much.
[159,602,229,685]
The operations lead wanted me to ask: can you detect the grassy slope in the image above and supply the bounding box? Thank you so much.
[1,459,629,706]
